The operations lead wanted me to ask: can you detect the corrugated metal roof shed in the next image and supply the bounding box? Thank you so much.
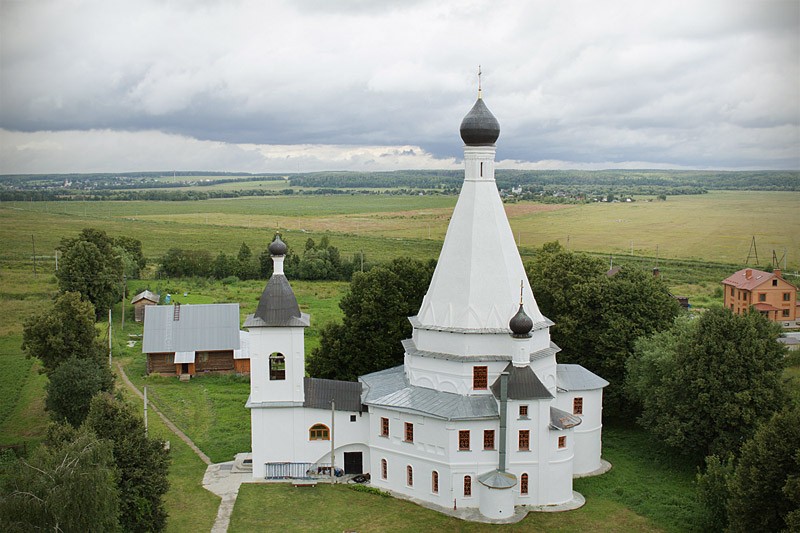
[556,364,609,391]
[303,377,362,412]
[142,303,240,353]
[360,366,498,420]
[234,331,249,360]
[174,351,194,364]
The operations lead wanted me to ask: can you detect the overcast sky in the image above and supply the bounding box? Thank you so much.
[1,0,798,174]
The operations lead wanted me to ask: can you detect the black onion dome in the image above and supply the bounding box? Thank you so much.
[460,97,500,145]
[268,234,288,256]
[509,304,533,338]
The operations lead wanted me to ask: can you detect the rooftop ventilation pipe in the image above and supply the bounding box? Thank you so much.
[499,371,509,472]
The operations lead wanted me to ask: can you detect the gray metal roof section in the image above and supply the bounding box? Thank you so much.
[478,469,517,489]
[550,406,582,430]
[249,274,309,328]
[556,364,609,391]
[460,97,500,146]
[303,377,363,412]
[409,315,553,335]
[402,338,560,363]
[131,290,159,305]
[490,363,553,400]
[142,303,240,353]
[360,366,498,421]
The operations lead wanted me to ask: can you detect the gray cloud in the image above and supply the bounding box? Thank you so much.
[1,0,798,173]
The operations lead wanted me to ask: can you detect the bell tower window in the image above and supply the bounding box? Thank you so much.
[269,353,286,381]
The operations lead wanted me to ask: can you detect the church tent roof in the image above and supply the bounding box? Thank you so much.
[490,363,552,400]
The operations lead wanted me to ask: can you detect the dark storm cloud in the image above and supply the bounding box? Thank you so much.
[0,0,797,173]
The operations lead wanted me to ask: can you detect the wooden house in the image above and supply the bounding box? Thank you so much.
[722,268,798,324]
[143,303,249,376]
[131,290,160,322]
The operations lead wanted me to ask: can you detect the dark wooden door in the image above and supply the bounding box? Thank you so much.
[181,363,189,374]
[344,452,362,475]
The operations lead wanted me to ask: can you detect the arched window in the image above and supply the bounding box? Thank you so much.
[308,423,329,441]
[269,353,285,381]
[464,475,472,497]
[407,465,413,487]
[432,471,439,493]
[520,473,529,495]
[381,459,387,480]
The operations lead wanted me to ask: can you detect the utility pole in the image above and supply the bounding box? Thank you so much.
[108,309,112,368]
[31,235,37,277]
[121,275,126,329]
[330,399,335,484]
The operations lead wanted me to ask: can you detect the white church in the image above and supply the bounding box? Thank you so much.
[245,88,608,519]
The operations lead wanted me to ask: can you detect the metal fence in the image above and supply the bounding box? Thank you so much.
[264,462,332,479]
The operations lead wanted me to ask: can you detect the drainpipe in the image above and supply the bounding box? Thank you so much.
[499,371,509,472]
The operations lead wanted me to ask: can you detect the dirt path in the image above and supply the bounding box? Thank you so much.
[115,362,211,465]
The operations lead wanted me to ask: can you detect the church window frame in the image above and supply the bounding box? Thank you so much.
[404,422,414,443]
[519,405,528,418]
[464,475,472,497]
[573,397,583,415]
[381,458,387,480]
[458,430,470,451]
[558,436,567,449]
[432,470,439,493]
[308,423,329,441]
[407,465,414,487]
[483,429,495,450]
[473,366,488,390]
[520,473,529,495]
[519,429,530,451]
[380,417,389,437]
[269,352,286,381]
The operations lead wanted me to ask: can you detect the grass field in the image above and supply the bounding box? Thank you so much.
[2,191,798,270]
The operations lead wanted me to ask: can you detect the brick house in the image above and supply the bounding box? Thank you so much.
[722,268,798,324]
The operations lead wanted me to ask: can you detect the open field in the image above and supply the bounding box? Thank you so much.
[2,191,797,270]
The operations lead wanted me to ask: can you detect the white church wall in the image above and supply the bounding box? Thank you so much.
[404,353,508,395]
[248,327,305,404]
[413,328,550,357]
[546,428,576,504]
[556,388,605,474]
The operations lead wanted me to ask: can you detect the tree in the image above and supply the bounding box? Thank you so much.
[526,242,680,415]
[158,248,212,277]
[235,242,259,280]
[22,291,104,375]
[626,308,787,462]
[113,235,146,278]
[726,407,800,533]
[56,228,124,315]
[213,252,237,279]
[0,426,120,532]
[46,357,115,427]
[85,393,170,532]
[308,258,435,380]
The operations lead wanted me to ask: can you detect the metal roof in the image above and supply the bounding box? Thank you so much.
[490,363,553,400]
[460,97,500,146]
[478,469,517,489]
[303,377,363,412]
[722,268,797,291]
[174,351,194,364]
[549,406,582,430]
[249,274,307,327]
[556,364,609,391]
[401,338,560,363]
[360,366,498,421]
[142,303,240,353]
[131,290,159,305]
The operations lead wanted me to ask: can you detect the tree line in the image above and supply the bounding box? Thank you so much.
[159,235,369,282]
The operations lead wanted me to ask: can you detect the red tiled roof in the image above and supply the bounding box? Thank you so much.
[722,268,779,291]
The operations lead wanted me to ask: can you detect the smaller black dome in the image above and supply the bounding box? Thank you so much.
[268,234,288,256]
[460,97,500,146]
[509,304,533,338]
